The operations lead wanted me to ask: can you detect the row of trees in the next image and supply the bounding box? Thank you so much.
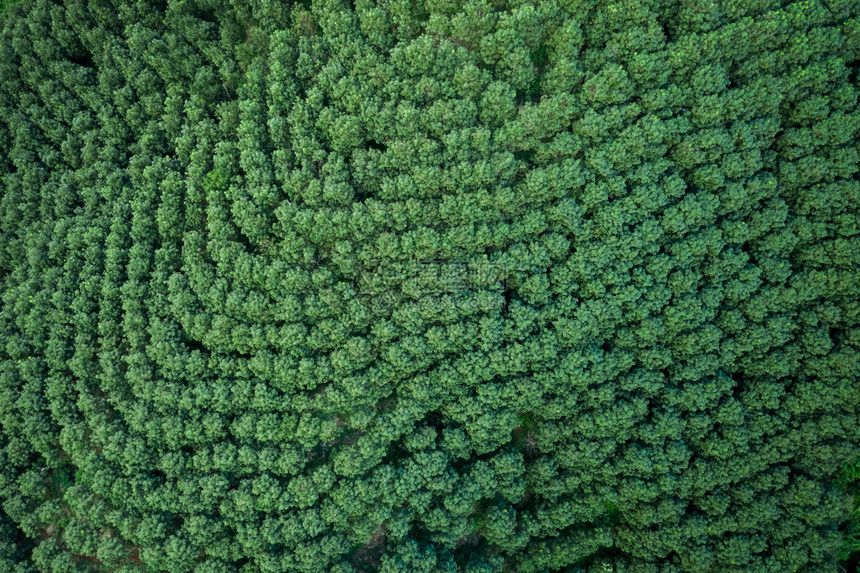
[0,0,858,571]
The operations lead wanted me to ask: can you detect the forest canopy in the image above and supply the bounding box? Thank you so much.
[0,0,859,571]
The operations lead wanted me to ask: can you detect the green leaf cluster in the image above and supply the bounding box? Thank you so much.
[0,0,858,571]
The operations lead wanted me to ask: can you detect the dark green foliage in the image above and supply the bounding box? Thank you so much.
[0,0,859,571]
[834,456,860,567]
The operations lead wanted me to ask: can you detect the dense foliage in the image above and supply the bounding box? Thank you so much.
[1,0,859,571]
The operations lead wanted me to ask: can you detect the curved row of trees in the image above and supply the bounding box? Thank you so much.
[0,0,858,571]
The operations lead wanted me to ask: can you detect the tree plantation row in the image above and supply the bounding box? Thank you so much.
[0,0,858,571]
